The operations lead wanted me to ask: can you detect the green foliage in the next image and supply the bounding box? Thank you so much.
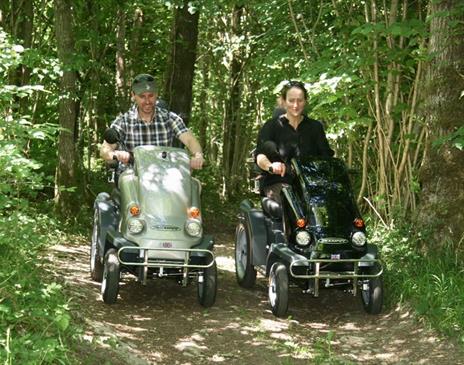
[0,211,77,364]
[312,331,354,365]
[432,126,464,150]
[0,28,60,209]
[372,222,464,345]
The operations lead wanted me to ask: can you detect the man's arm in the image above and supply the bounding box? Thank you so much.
[178,131,204,169]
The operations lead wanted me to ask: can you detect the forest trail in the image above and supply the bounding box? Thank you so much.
[46,232,464,365]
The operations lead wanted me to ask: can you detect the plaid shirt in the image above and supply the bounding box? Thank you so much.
[110,105,188,152]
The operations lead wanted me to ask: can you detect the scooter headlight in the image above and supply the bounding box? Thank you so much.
[185,220,202,237]
[352,231,366,246]
[128,218,145,234]
[295,230,311,246]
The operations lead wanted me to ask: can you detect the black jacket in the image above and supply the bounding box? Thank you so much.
[256,114,334,188]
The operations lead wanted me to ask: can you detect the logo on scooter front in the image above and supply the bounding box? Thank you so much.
[151,224,181,231]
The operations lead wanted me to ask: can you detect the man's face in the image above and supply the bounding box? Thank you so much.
[133,91,157,115]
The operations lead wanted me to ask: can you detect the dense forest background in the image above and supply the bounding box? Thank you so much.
[0,0,463,363]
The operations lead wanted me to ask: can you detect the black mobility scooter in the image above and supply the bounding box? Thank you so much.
[90,129,217,307]
[235,151,383,317]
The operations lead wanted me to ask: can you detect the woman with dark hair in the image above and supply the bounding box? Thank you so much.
[255,80,334,203]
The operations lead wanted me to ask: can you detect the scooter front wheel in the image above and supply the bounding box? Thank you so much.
[197,260,217,307]
[235,222,257,288]
[90,209,104,281]
[268,262,289,317]
[360,264,383,314]
[101,248,120,304]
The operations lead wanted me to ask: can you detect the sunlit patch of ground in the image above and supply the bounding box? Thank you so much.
[43,234,464,365]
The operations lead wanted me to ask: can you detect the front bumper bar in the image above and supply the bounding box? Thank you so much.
[118,246,215,285]
[289,258,383,297]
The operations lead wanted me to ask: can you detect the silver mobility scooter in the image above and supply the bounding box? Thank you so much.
[90,129,217,307]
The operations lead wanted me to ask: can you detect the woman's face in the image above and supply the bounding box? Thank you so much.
[284,87,306,118]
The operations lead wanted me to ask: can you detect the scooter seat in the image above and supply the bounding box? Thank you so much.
[111,188,121,207]
[261,197,282,219]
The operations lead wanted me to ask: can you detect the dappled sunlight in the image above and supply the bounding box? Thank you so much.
[42,233,464,365]
[215,255,235,273]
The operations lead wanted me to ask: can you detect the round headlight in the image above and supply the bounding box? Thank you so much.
[352,231,366,246]
[185,220,202,237]
[295,230,311,246]
[128,218,144,234]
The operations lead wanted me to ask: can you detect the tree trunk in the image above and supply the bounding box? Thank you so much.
[198,57,209,156]
[5,0,33,113]
[163,0,200,128]
[129,6,143,79]
[0,1,7,29]
[222,5,244,198]
[54,0,80,217]
[115,4,128,110]
[417,0,464,245]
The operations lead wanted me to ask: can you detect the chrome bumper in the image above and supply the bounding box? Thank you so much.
[118,246,215,285]
[289,258,383,297]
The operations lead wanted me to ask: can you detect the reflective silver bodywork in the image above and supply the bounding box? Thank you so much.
[118,146,203,261]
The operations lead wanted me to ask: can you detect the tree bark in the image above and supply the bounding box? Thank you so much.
[163,1,200,128]
[222,5,244,198]
[417,0,464,245]
[5,0,33,113]
[115,4,128,110]
[54,0,80,217]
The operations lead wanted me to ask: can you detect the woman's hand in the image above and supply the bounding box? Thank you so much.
[270,162,286,177]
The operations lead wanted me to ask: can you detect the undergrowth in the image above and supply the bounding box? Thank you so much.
[0,210,80,364]
[371,221,464,346]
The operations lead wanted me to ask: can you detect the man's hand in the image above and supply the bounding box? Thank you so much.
[113,150,131,164]
[190,152,204,170]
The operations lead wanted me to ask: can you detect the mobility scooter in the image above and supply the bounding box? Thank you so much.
[235,144,383,317]
[90,129,217,307]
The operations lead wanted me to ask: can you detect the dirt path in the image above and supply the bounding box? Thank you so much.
[47,232,464,365]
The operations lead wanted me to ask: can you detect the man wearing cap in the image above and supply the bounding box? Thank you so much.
[100,73,204,169]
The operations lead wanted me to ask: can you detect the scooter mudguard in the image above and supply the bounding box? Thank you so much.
[191,234,215,256]
[94,192,119,254]
[239,200,268,266]
[358,244,379,267]
[266,242,309,276]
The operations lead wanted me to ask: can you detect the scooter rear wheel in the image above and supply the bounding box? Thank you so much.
[235,222,257,288]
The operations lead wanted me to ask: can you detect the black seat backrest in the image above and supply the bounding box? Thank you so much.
[111,188,121,207]
[261,197,282,219]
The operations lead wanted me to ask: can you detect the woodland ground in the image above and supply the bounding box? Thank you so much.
[45,231,464,365]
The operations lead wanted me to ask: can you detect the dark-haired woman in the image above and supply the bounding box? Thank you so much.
[255,81,334,203]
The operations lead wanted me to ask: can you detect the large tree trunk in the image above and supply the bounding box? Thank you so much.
[163,0,200,128]
[54,0,80,217]
[417,0,464,245]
